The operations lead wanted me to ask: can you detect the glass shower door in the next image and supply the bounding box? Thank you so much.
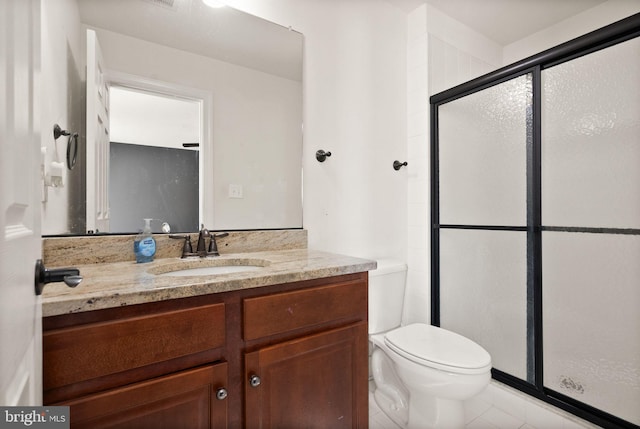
[437,74,532,381]
[541,37,640,425]
[432,16,640,427]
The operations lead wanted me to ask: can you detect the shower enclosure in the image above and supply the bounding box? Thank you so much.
[430,14,640,429]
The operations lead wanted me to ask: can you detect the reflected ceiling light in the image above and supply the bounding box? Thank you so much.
[203,0,226,7]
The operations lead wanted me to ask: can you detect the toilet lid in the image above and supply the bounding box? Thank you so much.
[384,324,491,374]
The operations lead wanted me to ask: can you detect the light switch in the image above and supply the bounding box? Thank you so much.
[229,184,243,199]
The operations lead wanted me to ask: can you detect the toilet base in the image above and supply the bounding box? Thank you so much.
[408,393,465,429]
[371,349,409,427]
[372,348,466,429]
[373,385,466,429]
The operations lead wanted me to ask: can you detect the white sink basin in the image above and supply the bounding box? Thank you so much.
[149,257,270,277]
[157,265,264,277]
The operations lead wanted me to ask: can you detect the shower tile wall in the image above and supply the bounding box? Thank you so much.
[404,4,498,326]
[405,4,430,326]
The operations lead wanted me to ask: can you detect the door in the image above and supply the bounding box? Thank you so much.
[244,323,368,429]
[86,29,110,233]
[0,0,43,406]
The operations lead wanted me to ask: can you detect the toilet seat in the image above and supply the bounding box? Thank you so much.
[384,324,492,375]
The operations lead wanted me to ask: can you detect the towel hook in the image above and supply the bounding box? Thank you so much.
[393,160,408,170]
[316,150,332,162]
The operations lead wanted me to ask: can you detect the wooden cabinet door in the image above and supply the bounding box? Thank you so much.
[62,363,228,429]
[245,323,368,429]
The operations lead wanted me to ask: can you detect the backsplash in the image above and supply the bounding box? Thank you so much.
[43,229,307,266]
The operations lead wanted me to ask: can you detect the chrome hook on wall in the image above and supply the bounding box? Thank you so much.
[393,160,408,170]
[316,150,332,162]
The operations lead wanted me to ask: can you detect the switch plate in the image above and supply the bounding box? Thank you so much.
[228,184,243,199]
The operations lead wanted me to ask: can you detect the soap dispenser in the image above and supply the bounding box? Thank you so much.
[134,218,156,263]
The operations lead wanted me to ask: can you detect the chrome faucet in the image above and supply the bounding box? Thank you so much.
[170,225,228,258]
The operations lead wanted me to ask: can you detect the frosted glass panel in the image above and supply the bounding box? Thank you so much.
[542,38,640,228]
[439,74,530,226]
[543,232,640,425]
[440,229,527,379]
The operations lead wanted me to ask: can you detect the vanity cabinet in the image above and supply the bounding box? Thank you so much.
[245,324,367,428]
[43,302,228,428]
[43,272,369,428]
[243,279,369,428]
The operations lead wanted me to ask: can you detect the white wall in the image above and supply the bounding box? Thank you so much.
[403,4,502,325]
[424,5,502,94]
[503,0,640,65]
[40,0,84,234]
[226,0,408,260]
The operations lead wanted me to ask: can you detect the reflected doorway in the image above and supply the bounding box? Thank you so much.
[108,86,202,233]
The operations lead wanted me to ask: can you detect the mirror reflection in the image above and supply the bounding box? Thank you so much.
[109,87,200,233]
[41,0,303,235]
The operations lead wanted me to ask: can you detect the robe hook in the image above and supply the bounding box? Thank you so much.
[316,150,332,162]
[393,160,408,170]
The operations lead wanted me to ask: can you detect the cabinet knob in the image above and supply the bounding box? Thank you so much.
[249,374,261,388]
[216,388,228,400]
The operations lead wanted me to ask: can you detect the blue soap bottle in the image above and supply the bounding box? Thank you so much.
[134,218,156,263]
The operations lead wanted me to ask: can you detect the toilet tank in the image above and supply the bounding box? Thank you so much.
[368,259,407,335]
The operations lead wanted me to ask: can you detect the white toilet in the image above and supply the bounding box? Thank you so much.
[369,260,492,429]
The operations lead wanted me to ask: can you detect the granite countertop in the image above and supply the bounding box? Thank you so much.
[42,249,376,317]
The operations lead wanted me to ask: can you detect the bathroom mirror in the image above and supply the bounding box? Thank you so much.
[41,0,303,235]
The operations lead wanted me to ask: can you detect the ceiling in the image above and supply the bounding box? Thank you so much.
[386,0,609,45]
[77,0,303,81]
[78,0,622,76]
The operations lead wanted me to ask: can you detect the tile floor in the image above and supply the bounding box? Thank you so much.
[368,390,538,429]
[368,381,602,429]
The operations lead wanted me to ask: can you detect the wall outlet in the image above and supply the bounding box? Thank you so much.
[228,184,243,199]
